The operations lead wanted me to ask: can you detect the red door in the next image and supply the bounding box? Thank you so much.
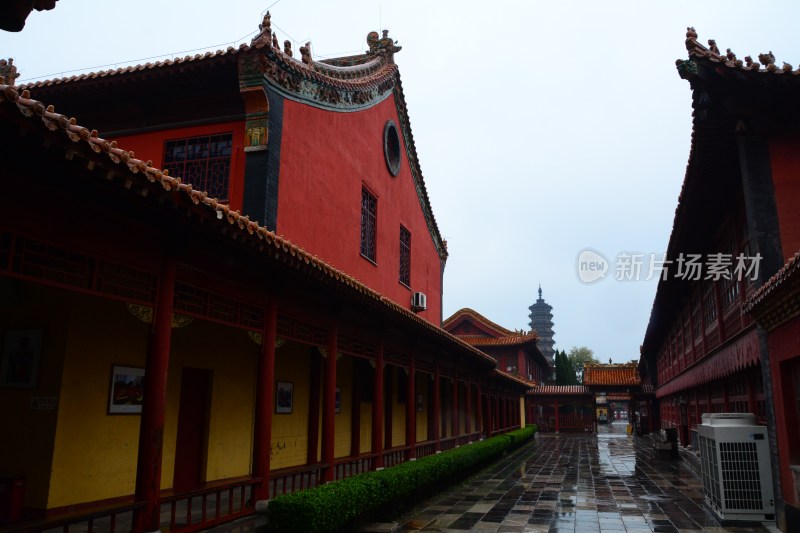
[173,367,212,493]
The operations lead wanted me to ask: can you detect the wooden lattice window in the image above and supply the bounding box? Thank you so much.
[163,133,233,201]
[360,187,377,262]
[703,282,717,329]
[399,225,411,287]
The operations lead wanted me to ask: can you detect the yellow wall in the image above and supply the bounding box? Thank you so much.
[270,342,311,470]
[47,294,257,508]
[359,402,373,452]
[48,295,149,508]
[162,320,257,487]
[334,356,352,458]
[390,367,406,448]
[0,281,70,511]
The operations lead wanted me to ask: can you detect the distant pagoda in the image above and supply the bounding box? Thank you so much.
[528,285,555,364]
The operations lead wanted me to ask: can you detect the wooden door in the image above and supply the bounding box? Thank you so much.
[172,367,211,493]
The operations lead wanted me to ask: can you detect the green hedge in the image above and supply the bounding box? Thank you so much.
[265,425,537,533]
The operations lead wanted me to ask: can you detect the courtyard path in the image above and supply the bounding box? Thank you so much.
[361,422,776,533]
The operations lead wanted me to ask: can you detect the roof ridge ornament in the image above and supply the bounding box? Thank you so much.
[758,51,776,66]
[0,58,19,86]
[366,29,402,61]
[300,42,313,65]
[252,11,272,46]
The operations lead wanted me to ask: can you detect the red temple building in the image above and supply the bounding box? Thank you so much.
[640,29,800,530]
[443,308,553,431]
[0,13,531,533]
[443,308,551,385]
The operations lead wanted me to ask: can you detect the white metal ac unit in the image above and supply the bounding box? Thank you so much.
[698,413,775,523]
[411,292,426,311]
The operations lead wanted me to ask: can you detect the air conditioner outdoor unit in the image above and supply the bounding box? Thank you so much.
[697,413,775,523]
[411,292,426,311]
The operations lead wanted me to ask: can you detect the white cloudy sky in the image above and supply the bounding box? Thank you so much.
[3,1,799,362]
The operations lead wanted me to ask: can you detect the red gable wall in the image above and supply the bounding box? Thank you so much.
[276,95,442,324]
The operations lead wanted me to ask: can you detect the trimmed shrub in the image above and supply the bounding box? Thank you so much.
[265,426,537,533]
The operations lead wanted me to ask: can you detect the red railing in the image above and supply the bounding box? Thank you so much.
[382,446,410,468]
[160,477,261,533]
[2,502,145,533]
[268,463,323,498]
[333,453,376,480]
[439,437,457,451]
[415,441,436,459]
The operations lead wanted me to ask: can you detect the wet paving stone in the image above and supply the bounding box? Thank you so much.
[361,423,777,533]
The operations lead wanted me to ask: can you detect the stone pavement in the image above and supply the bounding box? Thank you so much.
[202,422,778,533]
[361,422,777,533]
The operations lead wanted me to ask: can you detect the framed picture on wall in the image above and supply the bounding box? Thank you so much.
[335,387,341,414]
[276,381,293,414]
[108,365,145,414]
[1,329,43,388]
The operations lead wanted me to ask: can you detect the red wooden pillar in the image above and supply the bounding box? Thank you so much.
[350,360,361,457]
[513,396,519,428]
[517,349,525,379]
[307,353,321,465]
[253,298,278,503]
[464,378,472,437]
[405,355,416,460]
[134,254,176,533]
[321,323,338,482]
[554,398,560,433]
[384,367,393,450]
[451,371,459,438]
[371,343,384,469]
[475,382,483,435]
[514,397,519,427]
[433,365,441,451]
[485,394,492,435]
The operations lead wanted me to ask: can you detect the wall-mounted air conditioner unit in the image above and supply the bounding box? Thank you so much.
[698,413,775,523]
[411,292,426,311]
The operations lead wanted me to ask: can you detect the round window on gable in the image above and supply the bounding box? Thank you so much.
[383,120,401,177]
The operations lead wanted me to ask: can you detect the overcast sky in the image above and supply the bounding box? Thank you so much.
[3,1,799,363]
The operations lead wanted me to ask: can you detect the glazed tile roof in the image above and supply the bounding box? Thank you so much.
[442,308,516,337]
[526,385,592,396]
[457,333,539,347]
[583,363,640,386]
[684,28,800,77]
[0,80,493,366]
[20,19,396,92]
[743,249,800,314]
[494,369,534,390]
